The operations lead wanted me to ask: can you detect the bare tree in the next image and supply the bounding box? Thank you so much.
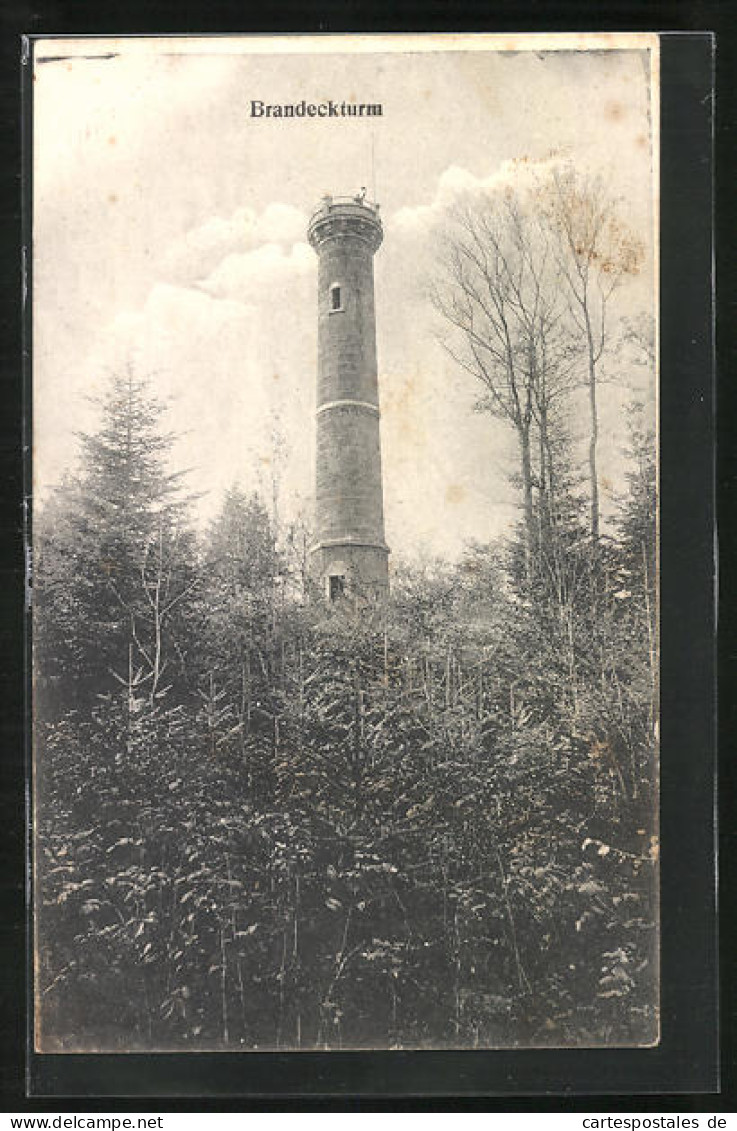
[108,513,197,705]
[544,167,644,544]
[431,189,576,577]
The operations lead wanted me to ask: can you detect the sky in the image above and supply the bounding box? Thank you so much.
[33,35,658,562]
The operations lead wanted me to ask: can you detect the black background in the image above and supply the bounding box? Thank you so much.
[0,1,729,1111]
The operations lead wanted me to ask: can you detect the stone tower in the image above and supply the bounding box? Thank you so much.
[307,194,389,600]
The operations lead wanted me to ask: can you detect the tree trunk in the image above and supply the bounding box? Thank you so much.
[584,316,600,544]
[519,427,535,580]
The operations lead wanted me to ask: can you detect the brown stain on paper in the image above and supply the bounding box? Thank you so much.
[604,100,625,124]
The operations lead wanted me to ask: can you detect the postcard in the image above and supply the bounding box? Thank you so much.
[32,33,659,1051]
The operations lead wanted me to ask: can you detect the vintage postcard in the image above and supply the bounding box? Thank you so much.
[32,33,659,1052]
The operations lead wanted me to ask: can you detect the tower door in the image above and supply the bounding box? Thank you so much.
[325,560,349,601]
[328,573,346,601]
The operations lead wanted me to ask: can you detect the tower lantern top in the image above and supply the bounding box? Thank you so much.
[308,193,383,254]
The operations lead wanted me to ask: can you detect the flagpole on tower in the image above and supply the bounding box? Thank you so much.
[371,128,377,203]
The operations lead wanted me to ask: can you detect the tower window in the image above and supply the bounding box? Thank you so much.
[330,284,342,311]
[328,574,346,601]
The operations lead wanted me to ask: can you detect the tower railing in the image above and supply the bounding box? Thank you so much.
[308,195,381,226]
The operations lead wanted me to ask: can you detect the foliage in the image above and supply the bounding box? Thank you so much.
[35,354,657,1049]
[34,366,195,712]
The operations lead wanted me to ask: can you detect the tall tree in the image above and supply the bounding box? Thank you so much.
[431,189,576,579]
[543,166,644,543]
[35,364,193,705]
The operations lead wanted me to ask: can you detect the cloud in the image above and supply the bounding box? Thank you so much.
[160,202,308,287]
[253,202,306,246]
[391,155,564,237]
[73,247,316,527]
[39,193,320,525]
[90,284,254,376]
[39,156,653,560]
[200,241,313,303]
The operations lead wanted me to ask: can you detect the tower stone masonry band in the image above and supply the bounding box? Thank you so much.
[307,195,390,599]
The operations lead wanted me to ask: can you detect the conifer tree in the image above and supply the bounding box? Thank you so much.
[35,365,192,706]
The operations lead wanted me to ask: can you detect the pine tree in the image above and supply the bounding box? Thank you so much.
[35,365,193,707]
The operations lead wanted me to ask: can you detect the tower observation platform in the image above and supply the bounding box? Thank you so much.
[308,195,389,601]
